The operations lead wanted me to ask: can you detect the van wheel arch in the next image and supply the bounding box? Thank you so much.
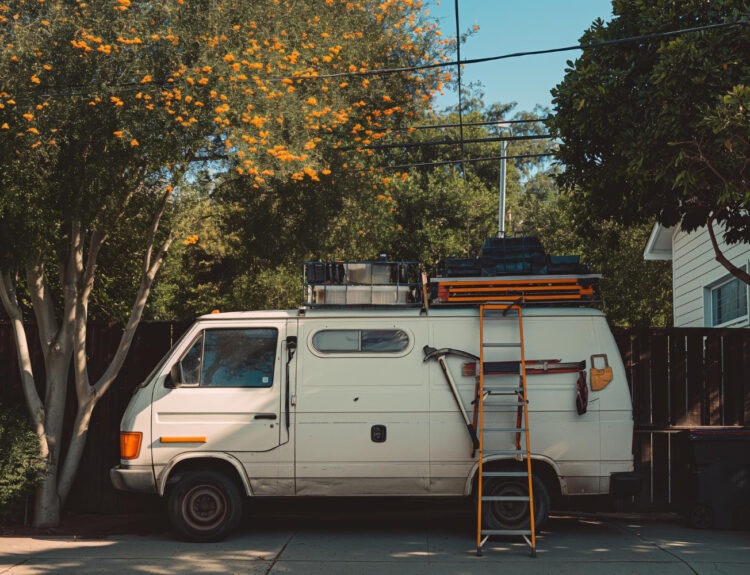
[163,456,250,498]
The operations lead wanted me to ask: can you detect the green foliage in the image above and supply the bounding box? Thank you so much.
[523,192,673,327]
[0,406,45,514]
[549,0,748,245]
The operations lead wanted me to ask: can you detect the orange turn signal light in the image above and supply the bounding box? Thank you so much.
[120,432,142,460]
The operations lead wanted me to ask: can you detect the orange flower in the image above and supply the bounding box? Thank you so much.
[130,139,139,146]
[0,123,8,129]
[223,54,235,62]
[30,74,40,84]
[22,113,33,121]
[140,74,152,83]
[113,130,123,138]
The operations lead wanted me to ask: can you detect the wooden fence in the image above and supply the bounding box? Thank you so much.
[1,322,749,514]
[613,327,750,508]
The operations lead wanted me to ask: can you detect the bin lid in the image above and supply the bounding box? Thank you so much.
[687,429,750,440]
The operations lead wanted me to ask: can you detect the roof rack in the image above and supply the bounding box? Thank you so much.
[302,238,601,309]
[429,274,601,306]
[303,260,423,307]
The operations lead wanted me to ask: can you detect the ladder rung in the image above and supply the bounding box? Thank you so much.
[482,342,522,348]
[483,387,523,393]
[483,449,526,455]
[482,471,529,477]
[481,495,530,502]
[483,427,526,432]
[481,529,533,536]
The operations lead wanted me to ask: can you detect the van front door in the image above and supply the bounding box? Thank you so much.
[151,321,288,486]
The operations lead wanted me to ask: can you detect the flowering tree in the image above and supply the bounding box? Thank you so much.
[0,0,445,526]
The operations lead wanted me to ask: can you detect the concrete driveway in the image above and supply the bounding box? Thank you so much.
[1,500,748,574]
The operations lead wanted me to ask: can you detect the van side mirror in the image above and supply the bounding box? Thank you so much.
[165,363,182,388]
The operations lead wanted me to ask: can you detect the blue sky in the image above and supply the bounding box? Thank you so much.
[427,0,614,114]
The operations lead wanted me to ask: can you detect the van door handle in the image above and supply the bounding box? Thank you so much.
[254,413,277,420]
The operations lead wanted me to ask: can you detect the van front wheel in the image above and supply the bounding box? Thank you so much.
[168,470,243,542]
[480,475,550,533]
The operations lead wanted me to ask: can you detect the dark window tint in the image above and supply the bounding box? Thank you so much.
[313,329,408,353]
[176,328,278,387]
[201,328,278,387]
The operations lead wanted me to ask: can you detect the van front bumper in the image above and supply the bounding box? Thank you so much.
[609,471,641,498]
[110,465,157,494]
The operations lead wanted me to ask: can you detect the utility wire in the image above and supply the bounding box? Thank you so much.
[388,152,554,170]
[313,117,548,137]
[405,118,549,130]
[340,133,551,151]
[267,19,747,81]
[454,0,465,171]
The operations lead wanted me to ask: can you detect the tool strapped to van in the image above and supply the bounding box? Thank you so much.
[476,304,536,558]
[423,346,480,456]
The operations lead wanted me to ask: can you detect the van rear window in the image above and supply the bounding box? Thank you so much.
[312,329,409,353]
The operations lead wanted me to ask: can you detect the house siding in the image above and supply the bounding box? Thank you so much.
[672,226,750,327]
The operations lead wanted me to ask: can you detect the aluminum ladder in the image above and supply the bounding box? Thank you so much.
[476,303,536,557]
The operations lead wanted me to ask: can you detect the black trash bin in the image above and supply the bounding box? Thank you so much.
[673,429,750,529]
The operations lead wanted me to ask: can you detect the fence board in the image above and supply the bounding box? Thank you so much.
[650,333,669,427]
[669,332,687,426]
[722,332,744,427]
[704,332,723,425]
[685,333,704,427]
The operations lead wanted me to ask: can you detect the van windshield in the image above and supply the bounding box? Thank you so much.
[136,329,192,389]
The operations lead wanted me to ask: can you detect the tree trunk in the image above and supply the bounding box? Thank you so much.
[33,468,61,528]
[33,353,71,527]
[57,401,96,505]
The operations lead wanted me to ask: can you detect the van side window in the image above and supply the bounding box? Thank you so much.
[312,329,409,353]
[178,328,278,387]
[180,333,204,385]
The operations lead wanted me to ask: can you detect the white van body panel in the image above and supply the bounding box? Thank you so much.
[117,307,634,499]
[148,318,295,495]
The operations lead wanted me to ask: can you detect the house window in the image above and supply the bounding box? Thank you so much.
[710,276,748,326]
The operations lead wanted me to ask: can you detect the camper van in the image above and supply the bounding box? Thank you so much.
[112,304,640,542]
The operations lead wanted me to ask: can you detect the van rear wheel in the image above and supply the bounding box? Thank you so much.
[480,475,550,533]
[167,470,242,542]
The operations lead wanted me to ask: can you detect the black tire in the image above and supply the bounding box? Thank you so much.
[167,470,243,542]
[480,475,550,533]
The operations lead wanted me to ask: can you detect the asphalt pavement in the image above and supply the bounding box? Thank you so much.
[1,499,748,574]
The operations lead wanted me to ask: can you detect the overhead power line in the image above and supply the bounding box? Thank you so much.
[454,0,465,170]
[405,118,550,131]
[268,19,747,82]
[315,117,548,137]
[387,152,555,170]
[341,133,551,151]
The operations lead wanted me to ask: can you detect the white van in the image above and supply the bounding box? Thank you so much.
[112,306,640,541]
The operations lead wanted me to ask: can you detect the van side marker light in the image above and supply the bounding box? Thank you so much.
[159,437,207,443]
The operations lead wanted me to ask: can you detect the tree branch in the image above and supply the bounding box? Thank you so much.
[24,263,59,359]
[706,215,750,286]
[72,229,108,403]
[0,270,48,447]
[143,189,172,276]
[93,231,174,398]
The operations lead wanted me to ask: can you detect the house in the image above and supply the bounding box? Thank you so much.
[644,223,750,327]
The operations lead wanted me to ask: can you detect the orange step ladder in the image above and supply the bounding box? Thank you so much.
[476,303,536,557]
